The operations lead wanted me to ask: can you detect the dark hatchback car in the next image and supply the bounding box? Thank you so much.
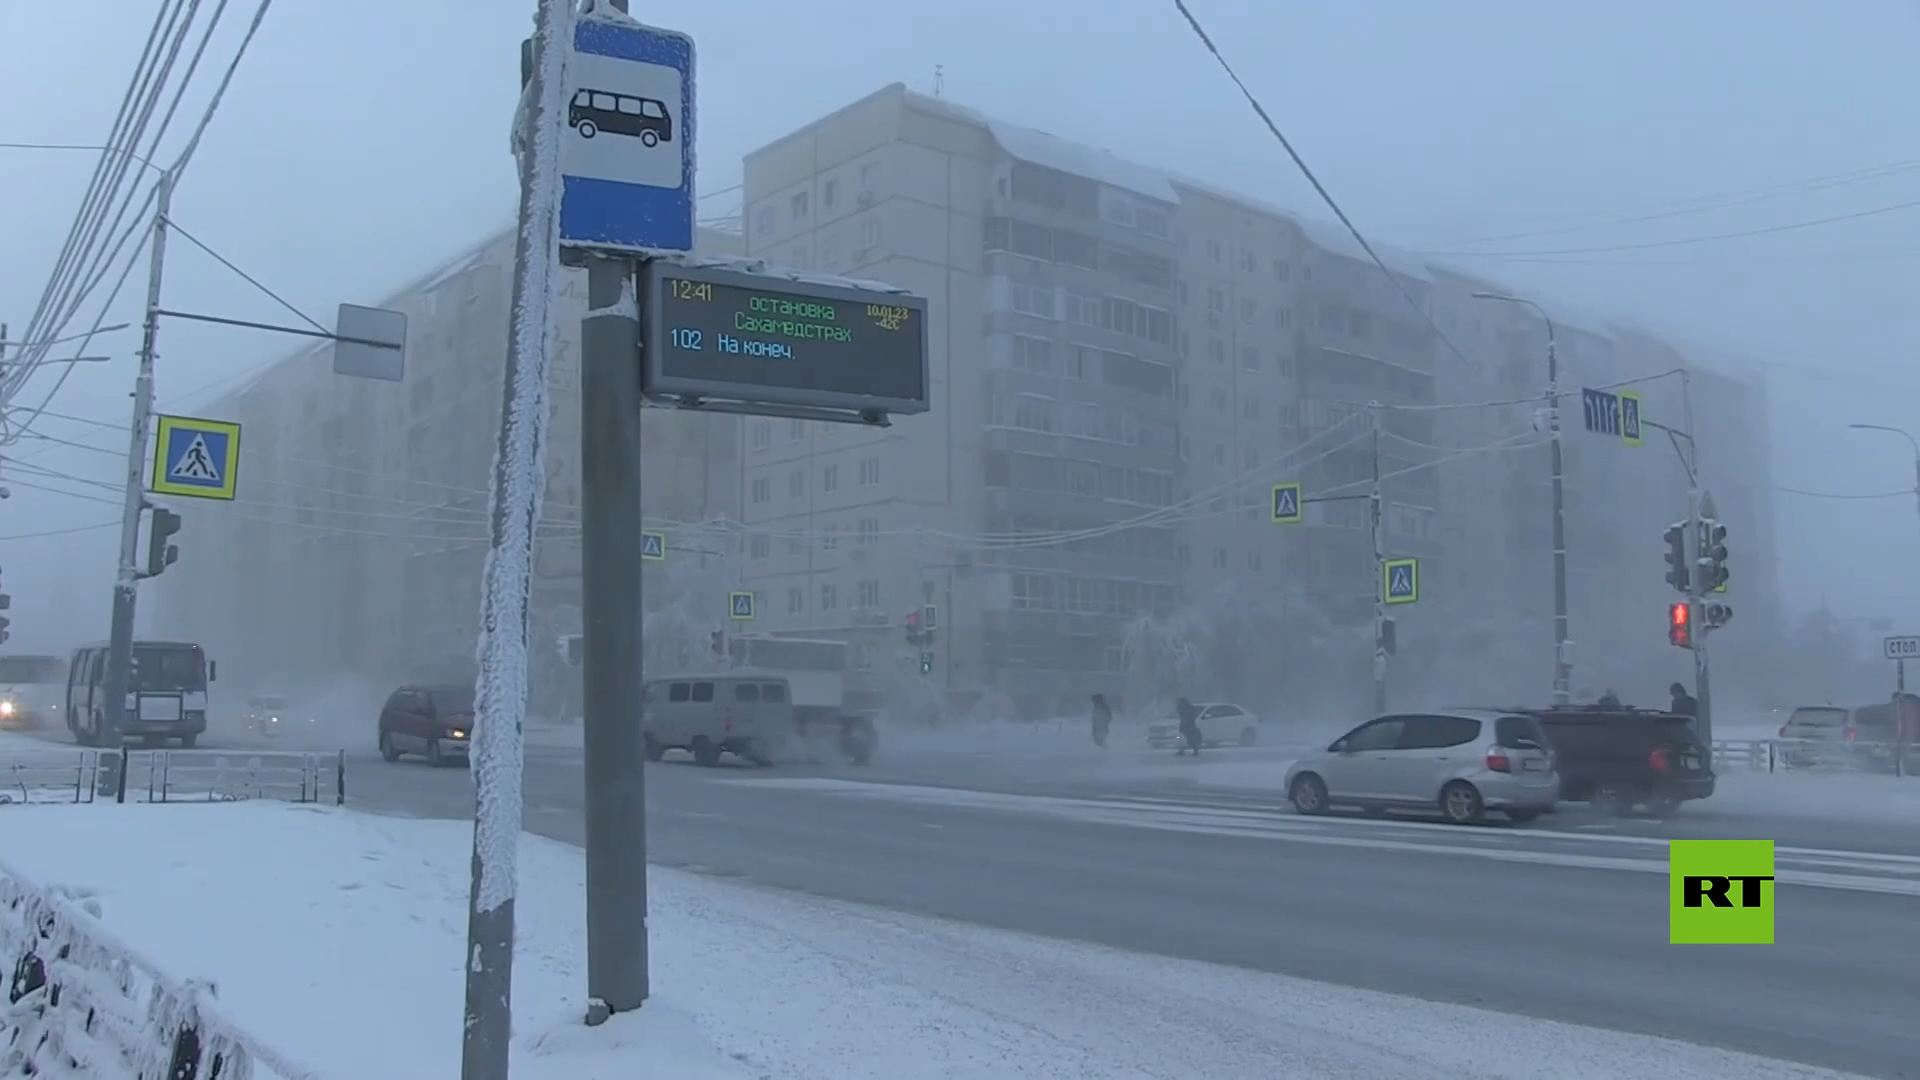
[377,684,475,767]
[1517,705,1714,816]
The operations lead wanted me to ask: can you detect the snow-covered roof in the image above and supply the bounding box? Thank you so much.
[1291,215,1432,282]
[985,121,1179,204]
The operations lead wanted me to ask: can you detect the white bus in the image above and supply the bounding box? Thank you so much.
[0,654,68,730]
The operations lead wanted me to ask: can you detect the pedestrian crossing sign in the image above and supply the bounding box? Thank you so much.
[729,590,755,621]
[641,531,667,561]
[1270,482,1303,525]
[149,414,241,501]
[1383,557,1420,605]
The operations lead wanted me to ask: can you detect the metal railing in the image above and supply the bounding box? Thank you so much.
[1,857,316,1080]
[1712,737,1914,776]
[0,747,346,806]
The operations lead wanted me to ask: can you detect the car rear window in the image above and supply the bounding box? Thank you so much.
[1787,707,1849,730]
[1495,715,1546,747]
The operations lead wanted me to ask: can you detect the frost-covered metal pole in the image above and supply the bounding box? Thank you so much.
[462,0,569,1076]
[1369,403,1387,715]
[102,169,173,758]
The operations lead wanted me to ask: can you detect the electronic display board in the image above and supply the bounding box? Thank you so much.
[640,262,929,416]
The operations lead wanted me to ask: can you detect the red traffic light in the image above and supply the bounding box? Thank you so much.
[905,611,920,628]
[1668,602,1693,648]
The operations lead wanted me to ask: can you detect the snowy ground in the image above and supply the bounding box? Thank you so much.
[0,802,1866,1080]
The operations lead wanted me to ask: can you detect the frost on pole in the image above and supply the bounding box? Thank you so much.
[471,0,572,918]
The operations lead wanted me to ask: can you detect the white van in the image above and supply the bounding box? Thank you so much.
[642,672,794,767]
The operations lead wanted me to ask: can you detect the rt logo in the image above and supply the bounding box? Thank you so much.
[1669,839,1775,944]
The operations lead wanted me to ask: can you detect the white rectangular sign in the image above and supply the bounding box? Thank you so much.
[1884,635,1920,661]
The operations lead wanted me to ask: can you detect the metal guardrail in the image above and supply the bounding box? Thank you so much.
[1,856,316,1080]
[0,748,346,806]
[1712,737,1915,776]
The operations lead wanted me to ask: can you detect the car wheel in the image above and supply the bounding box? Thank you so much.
[426,738,445,767]
[379,731,401,762]
[691,736,721,767]
[641,130,659,147]
[1440,780,1484,825]
[643,734,665,762]
[178,735,197,749]
[577,120,597,138]
[1643,796,1682,819]
[1238,726,1257,747]
[1289,773,1329,815]
[1506,808,1541,824]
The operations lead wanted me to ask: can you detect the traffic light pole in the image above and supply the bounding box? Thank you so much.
[1369,405,1388,715]
[101,168,173,755]
[1680,370,1714,749]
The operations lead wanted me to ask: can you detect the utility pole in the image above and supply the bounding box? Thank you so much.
[101,169,173,751]
[1369,404,1387,715]
[461,0,567,1076]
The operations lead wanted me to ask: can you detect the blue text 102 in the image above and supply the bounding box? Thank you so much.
[669,328,703,350]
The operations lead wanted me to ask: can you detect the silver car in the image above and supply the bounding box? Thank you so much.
[1284,709,1559,824]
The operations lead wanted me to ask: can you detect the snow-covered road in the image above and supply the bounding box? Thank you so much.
[0,802,1869,1080]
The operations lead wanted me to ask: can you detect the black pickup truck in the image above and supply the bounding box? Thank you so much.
[1512,705,1715,817]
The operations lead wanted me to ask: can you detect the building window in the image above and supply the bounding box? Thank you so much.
[787,587,805,614]
[1273,258,1290,281]
[820,582,839,611]
[821,523,839,550]
[1241,344,1259,370]
[750,477,770,504]
[790,191,809,219]
[754,207,774,238]
[1010,283,1056,319]
[1206,288,1224,313]
[1242,397,1259,419]
[1011,573,1054,610]
[823,178,839,209]
[750,535,770,559]
[789,470,805,499]
[857,517,879,544]
[789,419,805,442]
[751,421,771,450]
[860,161,879,188]
[1206,239,1222,263]
[1239,296,1255,321]
[859,455,881,486]
[1212,443,1226,465]
[860,218,882,248]
[1211,388,1228,412]
[1011,335,1056,375]
[1212,547,1229,569]
[1239,249,1257,272]
[857,579,881,608]
[1276,307,1293,329]
[822,463,839,493]
[1208,339,1226,363]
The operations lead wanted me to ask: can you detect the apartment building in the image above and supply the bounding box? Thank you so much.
[736,84,1459,712]
[149,225,743,701]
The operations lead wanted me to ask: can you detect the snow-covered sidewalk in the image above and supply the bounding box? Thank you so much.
[0,802,1860,1080]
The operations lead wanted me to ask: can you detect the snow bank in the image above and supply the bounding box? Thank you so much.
[0,803,1860,1080]
[1706,770,1920,823]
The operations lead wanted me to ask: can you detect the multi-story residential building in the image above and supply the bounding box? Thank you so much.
[737,84,1452,713]
[149,225,744,704]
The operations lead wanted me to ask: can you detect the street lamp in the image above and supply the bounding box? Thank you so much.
[1473,291,1569,706]
[1847,422,1920,518]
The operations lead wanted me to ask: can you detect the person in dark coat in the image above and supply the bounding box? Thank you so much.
[1669,682,1698,718]
[1176,697,1202,756]
[1090,693,1113,749]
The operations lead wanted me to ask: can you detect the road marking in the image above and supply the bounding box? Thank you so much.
[735,777,1920,895]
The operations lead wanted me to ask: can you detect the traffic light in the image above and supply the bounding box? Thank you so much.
[1696,518,1729,593]
[1668,601,1694,648]
[145,506,182,579]
[919,652,934,674]
[710,629,725,656]
[904,610,922,646]
[1662,521,1690,593]
[1704,601,1733,630]
[1376,616,1397,657]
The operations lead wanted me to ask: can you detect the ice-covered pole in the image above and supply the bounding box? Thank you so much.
[461,0,570,1076]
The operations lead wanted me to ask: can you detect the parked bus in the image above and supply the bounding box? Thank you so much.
[65,640,216,748]
[0,653,68,730]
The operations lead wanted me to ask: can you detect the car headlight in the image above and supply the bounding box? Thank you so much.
[0,701,15,716]
[269,715,280,723]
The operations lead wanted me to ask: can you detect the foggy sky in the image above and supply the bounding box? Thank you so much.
[3,0,1917,652]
